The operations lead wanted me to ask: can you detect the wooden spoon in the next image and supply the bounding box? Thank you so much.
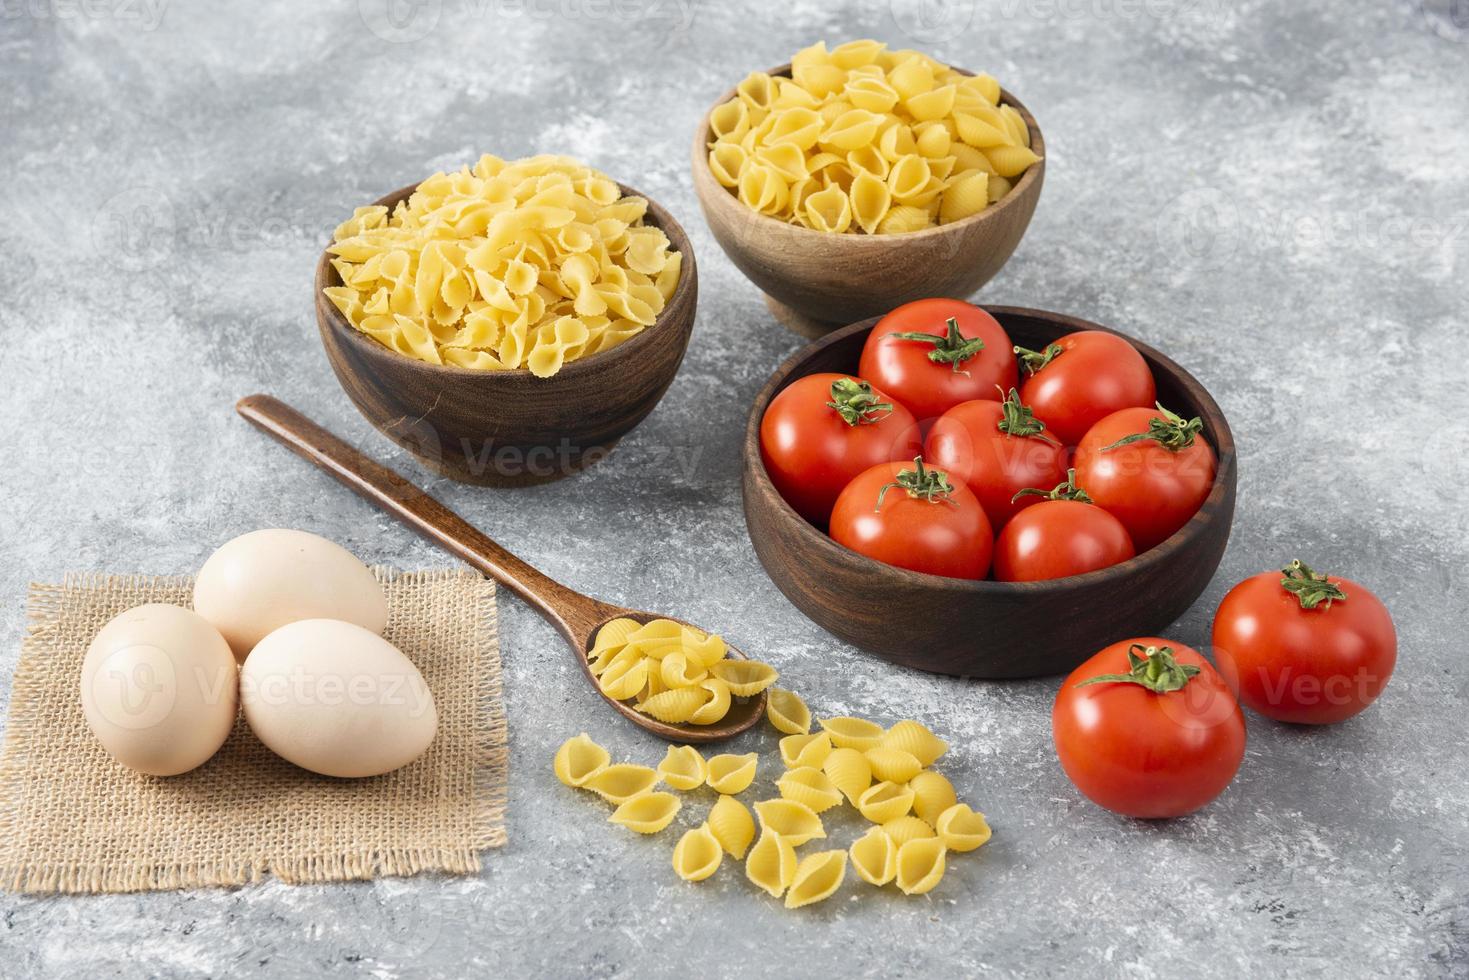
[236,394,767,744]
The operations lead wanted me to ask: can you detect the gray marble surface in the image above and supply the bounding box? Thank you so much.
[2,0,1467,977]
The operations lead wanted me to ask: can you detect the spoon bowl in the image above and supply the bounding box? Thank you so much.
[236,394,767,744]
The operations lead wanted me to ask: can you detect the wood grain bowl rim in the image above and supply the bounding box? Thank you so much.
[691,62,1046,245]
[742,306,1238,597]
[314,177,698,381]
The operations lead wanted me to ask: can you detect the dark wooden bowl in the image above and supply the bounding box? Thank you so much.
[691,64,1045,338]
[314,181,698,487]
[742,306,1238,679]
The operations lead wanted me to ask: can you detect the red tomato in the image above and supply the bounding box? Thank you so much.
[1212,560,1397,725]
[760,373,923,525]
[1016,331,1156,447]
[829,458,993,579]
[1053,638,1246,818]
[993,494,1135,582]
[1072,405,1216,553]
[857,299,1018,424]
[924,390,1069,529]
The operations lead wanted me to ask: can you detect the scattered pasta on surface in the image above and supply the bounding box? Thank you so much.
[587,618,777,726]
[323,154,682,377]
[706,40,1040,234]
[551,703,989,907]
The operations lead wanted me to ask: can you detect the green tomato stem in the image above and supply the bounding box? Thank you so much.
[875,457,959,512]
[996,388,1059,445]
[1280,559,1348,609]
[889,317,986,374]
[1074,644,1202,693]
[1013,342,1063,377]
[1010,468,1092,505]
[826,377,894,426]
[1101,403,1204,452]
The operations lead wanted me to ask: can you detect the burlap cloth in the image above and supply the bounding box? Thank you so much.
[0,568,506,894]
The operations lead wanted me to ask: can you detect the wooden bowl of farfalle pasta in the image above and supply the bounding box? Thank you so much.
[692,40,1044,337]
[317,154,697,486]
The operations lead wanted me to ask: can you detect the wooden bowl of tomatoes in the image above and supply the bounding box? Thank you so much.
[743,301,1238,678]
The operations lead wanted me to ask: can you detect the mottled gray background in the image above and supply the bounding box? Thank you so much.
[1,0,1466,976]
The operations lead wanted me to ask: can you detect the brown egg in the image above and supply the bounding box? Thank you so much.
[79,603,239,776]
[193,529,388,662]
[241,619,437,778]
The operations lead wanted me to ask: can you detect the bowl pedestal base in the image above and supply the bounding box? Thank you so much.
[762,293,849,339]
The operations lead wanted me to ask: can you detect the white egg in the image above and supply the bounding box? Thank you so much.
[240,619,437,779]
[79,603,239,776]
[193,528,388,662]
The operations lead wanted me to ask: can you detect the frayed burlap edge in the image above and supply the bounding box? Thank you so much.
[0,568,507,894]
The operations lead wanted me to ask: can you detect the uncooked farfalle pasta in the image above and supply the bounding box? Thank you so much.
[587,618,778,725]
[323,154,681,377]
[707,40,1041,234]
[551,704,990,911]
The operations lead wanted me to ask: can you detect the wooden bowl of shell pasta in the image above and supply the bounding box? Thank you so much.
[692,59,1045,338]
[315,174,698,487]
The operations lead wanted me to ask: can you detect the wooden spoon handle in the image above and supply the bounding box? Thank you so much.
[235,394,617,641]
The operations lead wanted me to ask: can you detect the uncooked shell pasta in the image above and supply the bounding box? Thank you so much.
[784,850,847,909]
[820,717,884,751]
[857,780,916,823]
[850,826,898,886]
[553,732,609,788]
[865,747,923,784]
[656,744,707,791]
[881,815,937,846]
[587,618,777,726]
[776,766,843,813]
[936,803,992,852]
[324,154,682,377]
[779,732,833,769]
[766,688,812,735]
[706,40,1040,234]
[822,747,873,806]
[909,769,959,825]
[895,837,947,895]
[746,832,798,898]
[708,794,756,859]
[706,753,759,794]
[609,791,682,834]
[583,763,659,804]
[673,825,724,881]
[753,799,826,846]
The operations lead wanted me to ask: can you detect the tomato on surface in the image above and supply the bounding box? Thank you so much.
[760,373,923,526]
[829,457,993,580]
[1212,560,1397,725]
[1053,638,1245,819]
[1072,404,1216,553]
[1015,330,1156,447]
[924,389,1069,530]
[992,471,1135,581]
[857,299,1018,425]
